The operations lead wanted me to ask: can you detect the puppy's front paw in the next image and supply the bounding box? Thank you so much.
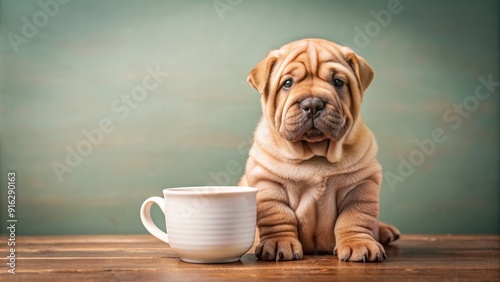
[335,239,386,263]
[255,237,303,261]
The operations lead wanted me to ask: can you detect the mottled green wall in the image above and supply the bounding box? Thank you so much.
[0,0,498,235]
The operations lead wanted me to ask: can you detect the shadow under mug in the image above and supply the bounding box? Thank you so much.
[140,186,257,263]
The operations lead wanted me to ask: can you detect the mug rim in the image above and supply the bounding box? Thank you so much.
[163,186,257,195]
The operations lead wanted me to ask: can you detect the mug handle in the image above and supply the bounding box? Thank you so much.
[140,196,169,244]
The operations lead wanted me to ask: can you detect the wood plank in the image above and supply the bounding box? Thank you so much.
[0,235,499,281]
[1,269,499,282]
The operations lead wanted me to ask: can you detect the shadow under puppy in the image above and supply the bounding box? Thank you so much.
[239,38,400,262]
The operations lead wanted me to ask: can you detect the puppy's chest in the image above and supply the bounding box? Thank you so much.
[286,179,341,252]
[286,175,342,213]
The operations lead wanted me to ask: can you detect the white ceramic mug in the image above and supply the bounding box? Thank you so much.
[140,186,257,263]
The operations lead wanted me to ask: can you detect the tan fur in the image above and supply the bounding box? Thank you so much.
[240,38,400,262]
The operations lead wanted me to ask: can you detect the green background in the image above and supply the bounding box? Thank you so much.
[0,0,498,235]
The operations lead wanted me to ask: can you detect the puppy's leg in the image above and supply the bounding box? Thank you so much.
[254,180,303,261]
[334,175,385,263]
[378,221,401,245]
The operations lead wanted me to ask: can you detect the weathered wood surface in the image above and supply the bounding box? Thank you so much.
[1,1,499,237]
[1,234,499,281]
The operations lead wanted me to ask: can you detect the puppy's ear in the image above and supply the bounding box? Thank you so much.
[343,48,374,94]
[247,50,279,95]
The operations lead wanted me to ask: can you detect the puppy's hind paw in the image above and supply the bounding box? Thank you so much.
[378,221,401,245]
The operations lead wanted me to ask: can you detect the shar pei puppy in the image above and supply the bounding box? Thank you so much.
[239,38,400,262]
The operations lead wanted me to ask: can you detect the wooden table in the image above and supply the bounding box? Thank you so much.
[1,235,499,281]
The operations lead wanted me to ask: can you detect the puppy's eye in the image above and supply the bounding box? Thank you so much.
[282,78,293,90]
[333,78,344,88]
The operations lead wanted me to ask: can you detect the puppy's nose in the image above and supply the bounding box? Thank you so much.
[300,98,325,119]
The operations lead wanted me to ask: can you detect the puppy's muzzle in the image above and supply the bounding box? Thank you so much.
[300,97,325,119]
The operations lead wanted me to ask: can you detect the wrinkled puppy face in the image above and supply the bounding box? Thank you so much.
[248,39,374,143]
[276,47,351,143]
